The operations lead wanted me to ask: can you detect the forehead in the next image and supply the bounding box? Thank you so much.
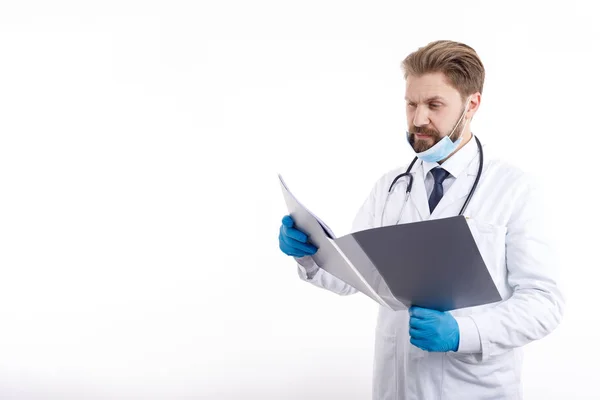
[405,72,461,102]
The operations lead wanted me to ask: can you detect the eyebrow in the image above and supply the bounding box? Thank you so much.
[405,96,446,103]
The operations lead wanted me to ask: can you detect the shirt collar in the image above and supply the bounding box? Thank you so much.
[422,134,478,179]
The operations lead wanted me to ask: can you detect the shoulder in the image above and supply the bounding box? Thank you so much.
[482,146,535,188]
[480,145,543,205]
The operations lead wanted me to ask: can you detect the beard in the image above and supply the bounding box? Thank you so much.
[408,118,467,153]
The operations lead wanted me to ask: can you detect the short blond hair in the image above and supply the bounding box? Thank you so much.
[401,40,485,101]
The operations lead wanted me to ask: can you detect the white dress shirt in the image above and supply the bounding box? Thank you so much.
[421,133,479,200]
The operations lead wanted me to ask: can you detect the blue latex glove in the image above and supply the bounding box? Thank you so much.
[279,215,318,257]
[408,306,460,352]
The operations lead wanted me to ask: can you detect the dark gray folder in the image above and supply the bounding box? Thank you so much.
[335,217,502,311]
[279,174,502,311]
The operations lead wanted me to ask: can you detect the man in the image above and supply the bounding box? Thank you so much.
[278,40,564,399]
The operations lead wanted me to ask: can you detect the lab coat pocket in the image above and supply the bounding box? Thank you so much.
[447,351,479,365]
[466,218,506,240]
[445,350,521,396]
[446,349,513,375]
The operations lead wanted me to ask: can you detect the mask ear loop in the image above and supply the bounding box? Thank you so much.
[447,95,472,142]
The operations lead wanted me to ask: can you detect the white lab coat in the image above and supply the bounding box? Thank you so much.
[295,139,564,399]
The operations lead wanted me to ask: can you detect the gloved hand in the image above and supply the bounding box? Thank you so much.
[408,306,459,352]
[279,215,318,257]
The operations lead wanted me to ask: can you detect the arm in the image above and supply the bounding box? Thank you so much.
[295,254,358,295]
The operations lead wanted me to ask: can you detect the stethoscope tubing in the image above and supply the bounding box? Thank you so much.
[382,136,483,225]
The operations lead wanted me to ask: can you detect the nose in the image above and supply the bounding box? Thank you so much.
[412,105,430,128]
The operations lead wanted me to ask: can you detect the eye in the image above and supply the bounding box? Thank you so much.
[407,102,416,108]
[429,103,442,109]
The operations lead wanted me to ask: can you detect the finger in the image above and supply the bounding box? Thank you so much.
[409,306,440,319]
[279,234,310,257]
[282,215,294,227]
[409,327,428,339]
[279,233,293,255]
[409,317,430,331]
[288,248,308,257]
[281,233,317,254]
[409,320,427,331]
[282,224,308,243]
[280,230,317,254]
[410,337,429,351]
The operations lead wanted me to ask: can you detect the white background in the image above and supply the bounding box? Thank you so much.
[0,1,598,399]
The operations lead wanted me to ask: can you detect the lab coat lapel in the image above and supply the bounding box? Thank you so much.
[410,162,431,221]
[430,156,479,218]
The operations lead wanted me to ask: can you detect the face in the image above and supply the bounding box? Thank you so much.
[405,72,475,153]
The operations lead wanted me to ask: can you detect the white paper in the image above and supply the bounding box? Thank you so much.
[278,174,336,239]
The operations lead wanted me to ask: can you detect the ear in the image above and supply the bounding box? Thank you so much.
[466,92,481,119]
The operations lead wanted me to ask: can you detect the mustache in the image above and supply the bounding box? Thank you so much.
[410,126,439,136]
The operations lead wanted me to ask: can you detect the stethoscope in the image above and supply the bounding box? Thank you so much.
[381,135,484,226]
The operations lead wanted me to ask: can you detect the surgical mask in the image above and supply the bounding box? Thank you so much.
[407,96,472,163]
